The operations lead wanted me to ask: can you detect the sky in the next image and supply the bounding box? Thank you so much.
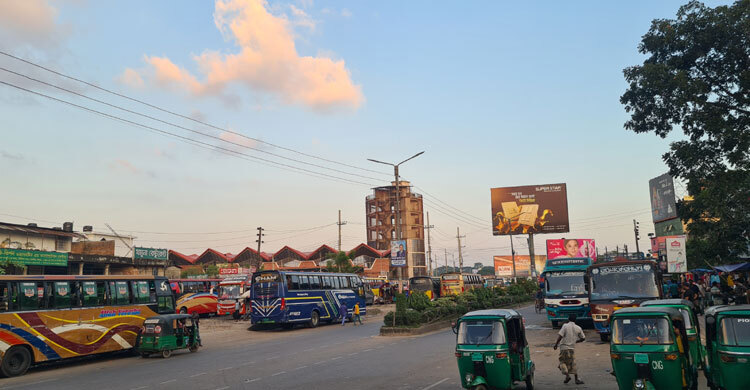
[0,0,720,265]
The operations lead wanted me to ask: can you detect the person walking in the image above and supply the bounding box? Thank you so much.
[340,302,348,326]
[353,302,363,325]
[553,314,585,385]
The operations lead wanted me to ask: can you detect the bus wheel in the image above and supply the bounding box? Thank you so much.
[179,307,188,314]
[309,311,320,328]
[161,349,172,359]
[600,334,610,342]
[1,346,31,377]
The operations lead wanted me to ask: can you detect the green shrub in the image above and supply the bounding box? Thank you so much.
[407,291,433,311]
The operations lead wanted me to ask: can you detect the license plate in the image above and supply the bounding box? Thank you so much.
[471,352,483,362]
[261,319,274,323]
[634,353,649,364]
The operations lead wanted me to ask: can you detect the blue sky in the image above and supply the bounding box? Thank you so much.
[0,0,718,263]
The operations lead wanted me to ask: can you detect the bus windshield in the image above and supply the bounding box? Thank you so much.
[410,278,432,291]
[545,271,586,296]
[442,274,459,281]
[590,264,660,300]
[253,272,281,284]
[219,285,240,299]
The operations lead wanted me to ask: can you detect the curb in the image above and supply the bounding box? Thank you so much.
[379,300,533,336]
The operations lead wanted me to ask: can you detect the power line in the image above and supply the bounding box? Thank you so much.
[0,50,391,177]
[0,79,379,188]
[0,66,386,183]
[413,185,487,224]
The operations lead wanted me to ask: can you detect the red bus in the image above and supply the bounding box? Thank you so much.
[217,275,252,319]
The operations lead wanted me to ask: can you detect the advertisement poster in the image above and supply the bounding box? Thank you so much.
[390,240,407,267]
[546,239,597,261]
[666,236,687,273]
[491,184,569,236]
[649,173,677,223]
[493,255,546,278]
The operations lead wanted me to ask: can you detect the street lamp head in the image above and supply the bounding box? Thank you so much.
[398,151,425,166]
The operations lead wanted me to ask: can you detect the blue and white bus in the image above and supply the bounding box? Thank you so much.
[249,271,366,328]
[541,257,593,327]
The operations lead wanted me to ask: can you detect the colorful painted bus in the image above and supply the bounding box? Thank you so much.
[170,278,221,317]
[541,257,593,327]
[587,260,662,341]
[440,273,483,296]
[0,275,174,377]
[249,271,366,329]
[408,276,441,300]
[217,275,252,319]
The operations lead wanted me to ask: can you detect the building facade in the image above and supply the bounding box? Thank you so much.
[365,180,426,278]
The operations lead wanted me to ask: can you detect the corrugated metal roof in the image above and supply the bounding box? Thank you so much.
[0,222,85,239]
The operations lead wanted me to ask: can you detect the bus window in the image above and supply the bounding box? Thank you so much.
[158,296,174,313]
[0,283,8,311]
[339,277,350,288]
[299,276,310,290]
[18,282,45,310]
[309,275,321,290]
[349,276,361,288]
[131,281,149,304]
[290,275,300,290]
[109,281,131,305]
[331,277,340,289]
[148,281,157,303]
[322,276,332,289]
[51,281,71,309]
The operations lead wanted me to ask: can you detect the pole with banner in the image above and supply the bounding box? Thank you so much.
[528,233,536,278]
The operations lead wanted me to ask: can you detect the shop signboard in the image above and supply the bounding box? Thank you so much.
[546,239,597,261]
[491,184,569,235]
[390,240,407,267]
[666,236,687,274]
[0,248,68,267]
[134,247,168,261]
[493,255,546,278]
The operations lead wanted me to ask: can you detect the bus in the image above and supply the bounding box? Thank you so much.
[408,276,441,300]
[541,257,593,327]
[249,271,366,329]
[587,260,662,341]
[0,275,174,377]
[170,278,221,316]
[440,273,483,296]
[217,275,252,319]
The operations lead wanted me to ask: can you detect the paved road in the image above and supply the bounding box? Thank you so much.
[0,305,709,390]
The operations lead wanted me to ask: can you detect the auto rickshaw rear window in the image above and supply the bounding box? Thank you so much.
[457,320,506,345]
[720,317,750,346]
[613,318,672,345]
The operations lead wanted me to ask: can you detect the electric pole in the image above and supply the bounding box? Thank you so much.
[527,233,536,277]
[337,210,347,252]
[424,212,433,276]
[367,151,424,293]
[633,219,640,256]
[509,230,516,281]
[456,227,465,272]
[256,227,265,254]
[444,248,448,273]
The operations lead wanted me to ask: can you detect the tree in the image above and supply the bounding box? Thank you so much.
[621,0,750,264]
[204,265,219,277]
[478,266,496,276]
[325,251,363,274]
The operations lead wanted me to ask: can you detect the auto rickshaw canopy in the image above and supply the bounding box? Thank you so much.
[640,299,695,311]
[143,313,195,333]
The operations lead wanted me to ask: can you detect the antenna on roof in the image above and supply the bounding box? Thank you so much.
[105,223,134,259]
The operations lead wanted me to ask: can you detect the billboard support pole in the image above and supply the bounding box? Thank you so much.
[509,230,516,282]
[528,233,536,278]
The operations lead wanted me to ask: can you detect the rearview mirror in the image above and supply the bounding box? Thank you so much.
[705,316,715,326]
[451,322,458,334]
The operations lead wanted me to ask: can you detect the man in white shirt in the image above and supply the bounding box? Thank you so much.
[553,314,585,384]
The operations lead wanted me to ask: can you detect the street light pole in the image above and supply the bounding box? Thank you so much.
[367,151,424,293]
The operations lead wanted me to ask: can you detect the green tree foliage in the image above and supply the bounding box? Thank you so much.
[324,251,364,274]
[180,267,202,278]
[621,0,750,263]
[204,265,219,277]
[478,266,496,276]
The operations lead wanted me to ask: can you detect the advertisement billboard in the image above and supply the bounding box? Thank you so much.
[666,236,687,273]
[491,184,569,236]
[649,173,677,223]
[390,240,407,267]
[493,255,546,278]
[654,218,684,237]
[546,239,597,261]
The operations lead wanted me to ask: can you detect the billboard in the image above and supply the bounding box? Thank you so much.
[654,218,684,237]
[649,173,677,223]
[666,236,687,273]
[0,248,68,267]
[493,255,546,278]
[134,247,168,261]
[390,240,407,267]
[546,239,597,261]
[491,184,569,236]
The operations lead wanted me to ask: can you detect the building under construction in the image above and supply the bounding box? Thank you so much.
[365,180,426,278]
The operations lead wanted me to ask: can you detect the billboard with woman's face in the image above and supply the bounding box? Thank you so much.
[546,239,596,261]
[491,184,569,235]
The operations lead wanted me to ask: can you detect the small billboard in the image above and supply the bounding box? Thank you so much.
[546,239,596,261]
[493,255,546,278]
[390,239,407,267]
[649,173,677,223]
[666,236,687,273]
[491,184,569,236]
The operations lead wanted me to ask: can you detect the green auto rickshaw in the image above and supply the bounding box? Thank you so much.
[704,304,750,390]
[453,309,535,390]
[610,307,698,390]
[640,299,705,377]
[138,314,201,358]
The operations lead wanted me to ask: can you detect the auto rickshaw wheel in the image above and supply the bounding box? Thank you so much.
[140,352,150,358]
[189,345,198,353]
[600,333,610,342]
[161,349,172,358]
[0,346,31,377]
[525,371,535,390]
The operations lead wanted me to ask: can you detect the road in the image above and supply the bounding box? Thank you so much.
[0,305,708,390]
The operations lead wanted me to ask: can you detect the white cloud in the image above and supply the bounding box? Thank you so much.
[120,0,363,111]
[341,8,352,18]
[0,0,68,49]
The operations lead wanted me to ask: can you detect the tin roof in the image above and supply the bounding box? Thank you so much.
[0,222,85,239]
